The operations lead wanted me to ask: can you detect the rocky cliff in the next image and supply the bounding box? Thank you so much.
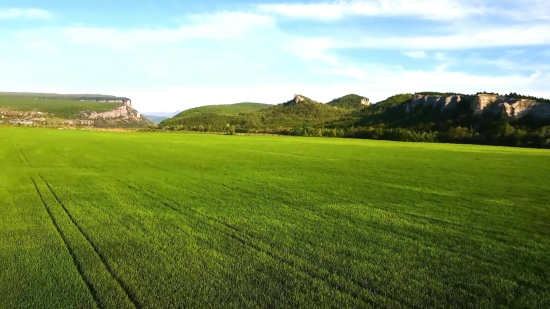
[405,93,550,120]
[82,104,141,120]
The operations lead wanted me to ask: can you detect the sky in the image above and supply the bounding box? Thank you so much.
[1,0,550,113]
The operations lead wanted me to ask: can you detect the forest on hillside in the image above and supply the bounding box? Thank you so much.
[157,93,550,148]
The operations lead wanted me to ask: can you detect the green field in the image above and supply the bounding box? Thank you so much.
[1,127,549,308]
[0,94,121,118]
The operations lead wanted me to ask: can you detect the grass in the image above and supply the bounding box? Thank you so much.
[0,94,120,118]
[1,127,549,308]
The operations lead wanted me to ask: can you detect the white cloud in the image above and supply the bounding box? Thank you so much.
[63,12,273,48]
[495,0,550,21]
[258,0,550,22]
[4,2,550,114]
[258,0,487,21]
[284,37,340,66]
[0,8,51,20]
[402,51,427,58]
[296,23,550,52]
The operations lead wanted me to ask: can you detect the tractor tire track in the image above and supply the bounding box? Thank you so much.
[32,178,102,309]
[20,150,33,168]
[39,174,141,309]
[17,153,24,166]
[117,179,402,307]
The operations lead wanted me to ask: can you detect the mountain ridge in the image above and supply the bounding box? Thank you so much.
[159,92,550,148]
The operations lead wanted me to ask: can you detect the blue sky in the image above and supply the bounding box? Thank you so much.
[1,0,550,113]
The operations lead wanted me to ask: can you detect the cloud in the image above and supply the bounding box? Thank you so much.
[294,23,550,52]
[402,51,427,59]
[4,1,550,113]
[494,0,550,21]
[284,37,340,66]
[62,12,273,48]
[258,0,550,22]
[258,0,487,21]
[0,8,51,20]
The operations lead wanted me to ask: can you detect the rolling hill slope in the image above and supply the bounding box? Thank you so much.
[174,102,272,118]
[160,95,355,130]
[0,92,151,128]
[326,94,371,109]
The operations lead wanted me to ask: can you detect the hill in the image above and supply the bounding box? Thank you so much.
[160,95,351,132]
[174,102,271,118]
[0,92,130,102]
[159,92,550,148]
[326,94,371,109]
[0,92,150,128]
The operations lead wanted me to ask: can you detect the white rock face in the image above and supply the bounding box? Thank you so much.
[361,98,371,105]
[81,102,144,122]
[294,94,305,103]
[405,93,550,120]
[408,94,462,112]
[86,105,130,119]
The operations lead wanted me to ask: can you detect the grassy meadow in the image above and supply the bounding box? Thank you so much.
[1,127,549,308]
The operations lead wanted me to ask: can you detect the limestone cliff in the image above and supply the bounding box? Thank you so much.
[406,94,463,112]
[82,104,141,120]
[405,93,550,120]
[294,94,305,103]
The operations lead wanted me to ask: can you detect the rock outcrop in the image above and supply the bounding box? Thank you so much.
[406,94,463,112]
[83,104,141,120]
[294,94,305,103]
[361,98,371,105]
[405,93,550,120]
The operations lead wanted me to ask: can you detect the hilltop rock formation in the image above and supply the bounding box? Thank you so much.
[405,93,550,120]
[361,98,371,105]
[294,94,305,103]
[406,94,463,112]
[82,104,141,120]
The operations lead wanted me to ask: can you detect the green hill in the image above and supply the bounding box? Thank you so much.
[160,95,350,131]
[0,92,129,101]
[0,93,123,118]
[174,102,272,118]
[326,94,369,109]
[0,92,149,128]
[257,95,350,127]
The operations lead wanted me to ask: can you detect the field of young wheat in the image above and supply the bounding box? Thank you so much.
[1,127,549,308]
